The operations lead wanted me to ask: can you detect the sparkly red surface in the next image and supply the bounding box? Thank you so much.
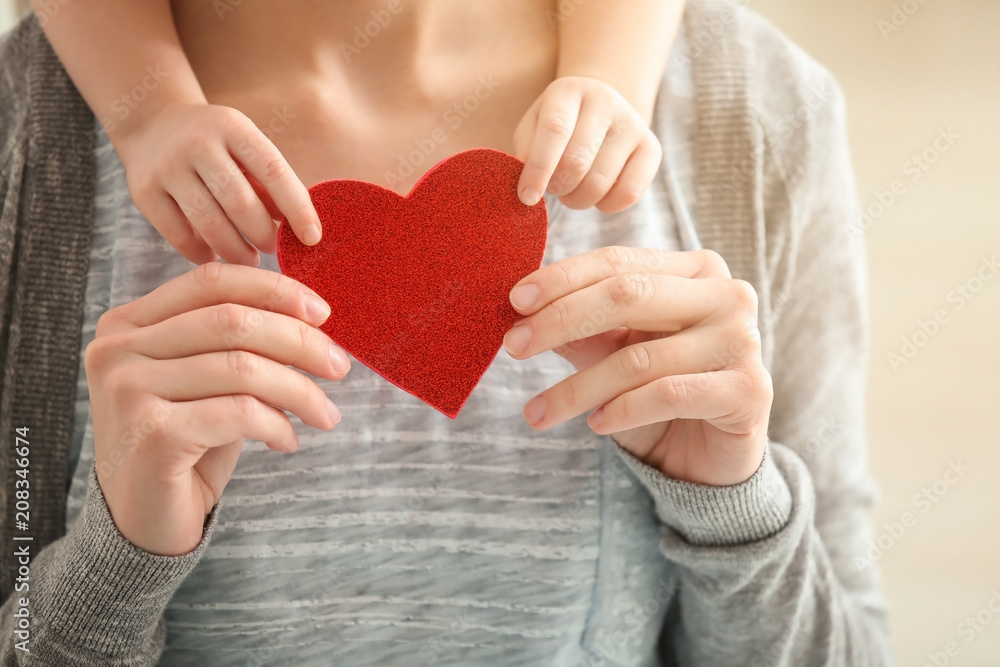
[277,148,548,418]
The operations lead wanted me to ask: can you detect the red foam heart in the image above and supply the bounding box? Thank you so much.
[277,148,548,418]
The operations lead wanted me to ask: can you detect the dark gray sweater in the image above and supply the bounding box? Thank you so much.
[0,3,893,665]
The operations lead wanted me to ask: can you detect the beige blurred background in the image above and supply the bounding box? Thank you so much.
[3,1,998,664]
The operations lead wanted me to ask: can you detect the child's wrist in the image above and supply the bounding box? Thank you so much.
[107,91,208,162]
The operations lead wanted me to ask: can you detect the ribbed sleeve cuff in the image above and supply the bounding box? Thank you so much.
[44,464,219,656]
[617,442,792,546]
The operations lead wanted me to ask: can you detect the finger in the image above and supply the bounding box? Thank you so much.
[132,190,218,264]
[146,352,340,430]
[129,304,350,380]
[516,92,582,205]
[230,128,321,246]
[172,395,300,453]
[594,135,663,213]
[195,151,278,255]
[546,100,612,198]
[512,97,541,162]
[552,327,632,372]
[504,273,725,359]
[526,331,719,429]
[168,171,260,267]
[586,369,756,436]
[246,172,283,221]
[108,262,330,332]
[557,127,635,210]
[509,246,732,316]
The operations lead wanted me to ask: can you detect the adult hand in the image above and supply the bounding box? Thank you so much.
[503,247,774,487]
[84,262,349,556]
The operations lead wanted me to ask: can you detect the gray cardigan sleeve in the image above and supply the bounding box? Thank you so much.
[0,465,218,666]
[618,42,894,667]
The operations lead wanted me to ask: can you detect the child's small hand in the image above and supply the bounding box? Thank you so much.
[514,76,663,213]
[115,104,322,266]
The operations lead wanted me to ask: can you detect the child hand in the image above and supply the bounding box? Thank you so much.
[115,104,322,266]
[514,76,663,213]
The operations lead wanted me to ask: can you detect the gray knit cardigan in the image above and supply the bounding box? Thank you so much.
[0,2,893,665]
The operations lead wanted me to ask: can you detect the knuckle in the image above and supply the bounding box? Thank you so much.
[564,147,594,177]
[227,187,259,216]
[601,245,637,272]
[162,222,199,250]
[581,169,615,195]
[656,377,688,406]
[614,180,645,206]
[84,335,118,376]
[540,114,573,139]
[608,273,652,308]
[697,248,731,277]
[192,260,226,288]
[94,309,120,338]
[231,393,258,421]
[215,302,251,335]
[730,279,760,312]
[296,324,319,359]
[546,297,573,332]
[226,349,259,379]
[620,344,653,378]
[732,368,758,397]
[262,158,289,181]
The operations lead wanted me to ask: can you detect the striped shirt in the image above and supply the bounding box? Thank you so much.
[65,35,697,667]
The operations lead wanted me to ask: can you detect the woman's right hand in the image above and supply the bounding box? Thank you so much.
[84,262,350,556]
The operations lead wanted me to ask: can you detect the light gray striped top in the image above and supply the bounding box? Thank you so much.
[64,33,698,666]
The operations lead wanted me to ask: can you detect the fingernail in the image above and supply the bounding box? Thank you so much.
[303,224,322,246]
[326,399,341,427]
[304,293,331,322]
[589,407,605,430]
[521,188,541,206]
[510,283,539,311]
[504,323,532,355]
[329,343,350,374]
[524,395,546,425]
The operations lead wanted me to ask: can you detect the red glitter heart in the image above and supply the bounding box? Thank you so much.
[277,148,548,418]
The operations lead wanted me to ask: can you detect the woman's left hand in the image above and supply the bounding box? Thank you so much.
[503,246,774,487]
